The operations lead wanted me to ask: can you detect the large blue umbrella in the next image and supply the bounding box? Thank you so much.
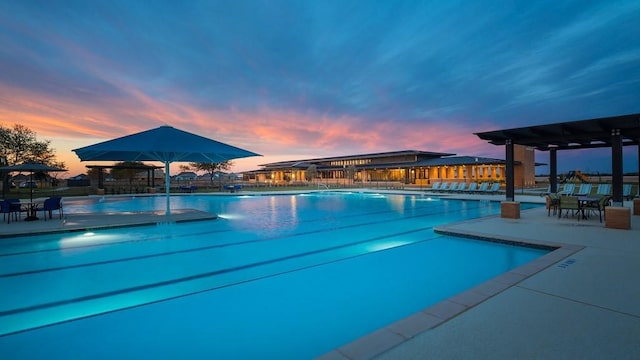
[73,125,260,215]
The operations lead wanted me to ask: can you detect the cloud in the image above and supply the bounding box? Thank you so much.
[1,0,639,177]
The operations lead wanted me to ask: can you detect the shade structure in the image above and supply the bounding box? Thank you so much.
[72,125,260,215]
[0,163,67,220]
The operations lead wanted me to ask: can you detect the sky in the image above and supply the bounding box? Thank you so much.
[1,0,639,177]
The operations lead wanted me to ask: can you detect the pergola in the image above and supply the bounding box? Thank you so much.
[86,164,163,189]
[475,113,640,205]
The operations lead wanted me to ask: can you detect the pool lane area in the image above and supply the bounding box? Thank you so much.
[0,192,551,359]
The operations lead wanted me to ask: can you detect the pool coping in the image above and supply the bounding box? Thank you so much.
[316,220,584,360]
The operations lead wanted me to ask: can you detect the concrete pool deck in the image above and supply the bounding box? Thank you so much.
[320,193,640,360]
[0,208,216,237]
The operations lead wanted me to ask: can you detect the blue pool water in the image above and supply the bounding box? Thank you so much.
[0,192,545,359]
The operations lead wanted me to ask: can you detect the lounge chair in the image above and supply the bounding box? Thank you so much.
[456,183,467,192]
[475,182,489,193]
[575,183,592,196]
[558,183,575,196]
[447,183,459,192]
[622,184,633,200]
[486,183,500,193]
[37,197,63,221]
[558,196,581,220]
[428,181,441,191]
[596,183,611,196]
[466,182,478,192]
[438,182,451,192]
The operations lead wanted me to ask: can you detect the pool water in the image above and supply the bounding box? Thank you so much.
[0,192,545,359]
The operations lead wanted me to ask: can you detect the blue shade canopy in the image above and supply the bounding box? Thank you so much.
[72,125,260,163]
[72,125,260,215]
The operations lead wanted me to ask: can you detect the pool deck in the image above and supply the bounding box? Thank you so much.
[319,192,640,359]
[0,208,217,237]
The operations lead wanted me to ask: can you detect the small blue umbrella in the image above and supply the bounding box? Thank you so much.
[73,125,260,215]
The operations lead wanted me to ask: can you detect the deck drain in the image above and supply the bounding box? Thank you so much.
[557,258,577,268]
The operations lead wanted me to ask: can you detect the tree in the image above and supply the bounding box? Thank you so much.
[188,161,233,183]
[0,124,65,196]
[110,161,145,190]
[0,124,63,167]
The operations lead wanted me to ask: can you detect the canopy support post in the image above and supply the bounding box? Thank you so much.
[165,161,171,215]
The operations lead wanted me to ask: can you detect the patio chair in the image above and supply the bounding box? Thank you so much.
[0,200,20,223]
[37,197,63,221]
[558,196,581,220]
[446,182,459,192]
[582,196,611,223]
[544,194,559,216]
[428,181,441,191]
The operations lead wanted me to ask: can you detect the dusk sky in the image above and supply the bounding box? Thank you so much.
[1,0,639,177]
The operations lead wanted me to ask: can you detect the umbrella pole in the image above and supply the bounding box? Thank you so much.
[25,171,38,221]
[165,162,171,216]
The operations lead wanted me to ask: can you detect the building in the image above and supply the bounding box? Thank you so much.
[243,145,536,187]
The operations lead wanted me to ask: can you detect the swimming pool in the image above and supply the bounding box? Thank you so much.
[0,192,546,359]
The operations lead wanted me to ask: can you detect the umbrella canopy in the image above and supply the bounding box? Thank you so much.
[72,125,260,215]
[0,162,67,204]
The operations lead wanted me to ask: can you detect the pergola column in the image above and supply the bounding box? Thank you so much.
[549,148,557,193]
[611,129,623,205]
[505,139,515,201]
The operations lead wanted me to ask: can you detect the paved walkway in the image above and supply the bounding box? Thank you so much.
[0,208,216,237]
[320,194,640,360]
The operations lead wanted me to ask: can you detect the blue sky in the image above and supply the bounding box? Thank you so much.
[1,0,639,176]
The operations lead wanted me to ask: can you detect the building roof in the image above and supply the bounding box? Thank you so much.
[258,150,454,168]
[474,113,640,151]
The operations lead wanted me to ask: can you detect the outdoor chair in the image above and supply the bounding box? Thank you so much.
[6,198,23,221]
[486,183,500,193]
[447,182,459,192]
[438,182,451,192]
[622,184,633,200]
[558,183,575,196]
[582,196,611,223]
[475,182,489,193]
[38,197,63,221]
[0,200,20,223]
[466,182,478,192]
[456,182,467,192]
[544,194,559,216]
[558,196,581,220]
[596,183,611,196]
[429,181,441,191]
[575,183,592,196]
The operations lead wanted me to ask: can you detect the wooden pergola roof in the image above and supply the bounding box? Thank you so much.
[475,113,640,205]
[475,113,640,151]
